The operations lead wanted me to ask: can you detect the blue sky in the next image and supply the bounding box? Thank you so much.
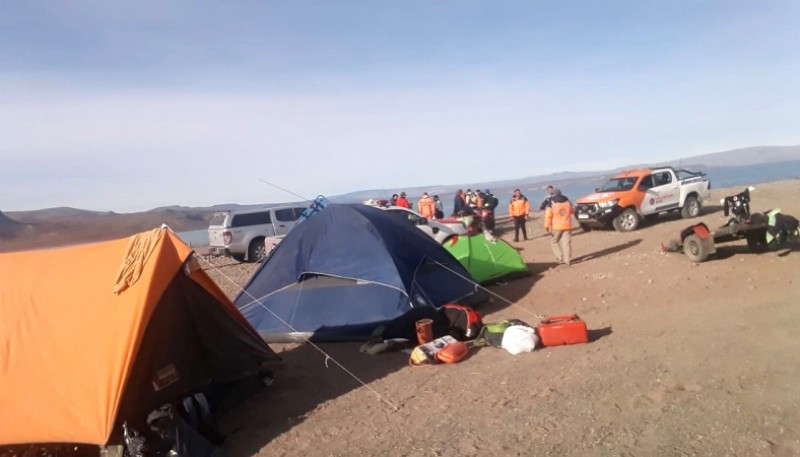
[2,1,799,211]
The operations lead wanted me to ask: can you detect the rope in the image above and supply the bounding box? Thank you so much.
[431,259,545,320]
[193,253,401,412]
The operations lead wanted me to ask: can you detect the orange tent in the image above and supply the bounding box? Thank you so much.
[0,228,275,446]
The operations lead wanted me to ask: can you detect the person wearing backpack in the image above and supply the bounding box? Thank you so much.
[544,190,574,266]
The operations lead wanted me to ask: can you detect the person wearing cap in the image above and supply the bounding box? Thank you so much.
[417,192,436,219]
[395,192,411,209]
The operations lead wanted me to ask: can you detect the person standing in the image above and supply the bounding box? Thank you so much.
[391,194,399,206]
[417,192,436,219]
[480,189,499,232]
[453,189,467,215]
[544,190,574,266]
[433,195,444,219]
[539,185,557,211]
[465,188,479,210]
[508,189,530,242]
[395,192,411,209]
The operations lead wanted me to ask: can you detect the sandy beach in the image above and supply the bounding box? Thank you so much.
[186,180,800,456]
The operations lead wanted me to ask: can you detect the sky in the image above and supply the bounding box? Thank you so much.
[2,1,799,212]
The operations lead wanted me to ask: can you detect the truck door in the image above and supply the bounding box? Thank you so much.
[639,171,680,214]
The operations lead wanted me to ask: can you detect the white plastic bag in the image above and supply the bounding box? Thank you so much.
[501,325,539,355]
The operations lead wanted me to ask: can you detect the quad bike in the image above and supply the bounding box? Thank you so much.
[662,187,799,262]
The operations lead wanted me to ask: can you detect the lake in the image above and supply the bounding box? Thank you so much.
[177,160,800,247]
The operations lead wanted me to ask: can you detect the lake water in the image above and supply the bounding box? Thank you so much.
[177,160,800,247]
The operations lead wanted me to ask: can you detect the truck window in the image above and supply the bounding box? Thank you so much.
[232,211,271,227]
[638,175,654,190]
[653,172,672,186]
[275,208,301,222]
[599,177,638,192]
[209,213,227,226]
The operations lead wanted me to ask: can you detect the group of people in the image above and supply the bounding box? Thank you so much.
[508,185,574,266]
[391,192,445,219]
[388,185,574,266]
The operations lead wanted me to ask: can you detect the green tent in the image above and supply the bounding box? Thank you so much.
[443,234,530,284]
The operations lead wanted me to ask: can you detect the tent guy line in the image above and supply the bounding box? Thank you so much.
[431,259,545,320]
[257,178,314,204]
[193,252,402,412]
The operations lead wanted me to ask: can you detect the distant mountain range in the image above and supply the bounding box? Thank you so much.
[1,145,798,252]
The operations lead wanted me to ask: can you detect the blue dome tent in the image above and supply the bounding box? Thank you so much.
[234,204,484,342]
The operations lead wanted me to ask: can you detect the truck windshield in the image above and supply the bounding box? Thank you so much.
[598,177,638,192]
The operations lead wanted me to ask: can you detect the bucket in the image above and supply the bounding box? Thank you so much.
[415,318,434,345]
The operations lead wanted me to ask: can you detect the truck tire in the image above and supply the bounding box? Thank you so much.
[681,196,701,219]
[683,234,711,262]
[248,237,267,262]
[612,208,640,232]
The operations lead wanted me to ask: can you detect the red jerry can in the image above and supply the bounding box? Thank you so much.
[537,314,588,347]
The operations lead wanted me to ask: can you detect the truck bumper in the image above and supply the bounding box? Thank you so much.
[208,246,231,257]
[574,204,623,226]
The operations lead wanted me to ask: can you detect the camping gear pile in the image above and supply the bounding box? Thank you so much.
[662,187,799,262]
[385,304,590,366]
[0,228,277,456]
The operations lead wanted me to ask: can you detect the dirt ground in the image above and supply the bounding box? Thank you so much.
[200,180,800,456]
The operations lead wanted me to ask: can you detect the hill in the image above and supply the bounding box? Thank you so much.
[2,144,799,252]
[0,211,26,239]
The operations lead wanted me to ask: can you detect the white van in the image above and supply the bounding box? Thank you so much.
[207,205,305,262]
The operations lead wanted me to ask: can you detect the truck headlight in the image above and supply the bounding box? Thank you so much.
[597,199,619,209]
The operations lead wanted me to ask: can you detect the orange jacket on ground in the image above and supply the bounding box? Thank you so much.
[545,199,574,231]
[417,196,436,218]
[508,197,530,217]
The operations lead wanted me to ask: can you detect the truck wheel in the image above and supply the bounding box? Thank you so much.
[248,237,267,262]
[612,208,640,232]
[683,234,710,262]
[681,196,701,219]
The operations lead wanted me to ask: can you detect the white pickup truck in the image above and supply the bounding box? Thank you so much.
[574,167,712,232]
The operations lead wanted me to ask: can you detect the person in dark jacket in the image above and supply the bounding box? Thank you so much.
[453,189,467,215]
[480,189,499,232]
[539,185,558,211]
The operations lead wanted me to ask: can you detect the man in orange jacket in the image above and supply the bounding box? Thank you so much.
[417,192,436,219]
[544,190,574,265]
[508,189,530,242]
